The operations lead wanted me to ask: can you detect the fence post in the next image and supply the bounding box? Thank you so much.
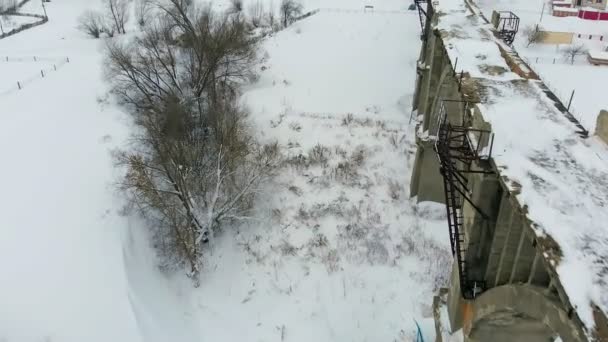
[41,70,44,77]
[458,70,464,91]
[17,81,21,90]
[567,90,575,111]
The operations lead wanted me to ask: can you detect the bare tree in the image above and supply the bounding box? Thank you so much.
[106,4,276,283]
[265,0,277,29]
[247,0,264,28]
[77,10,104,38]
[104,0,129,34]
[523,25,546,47]
[279,0,302,28]
[562,43,587,64]
[135,0,152,27]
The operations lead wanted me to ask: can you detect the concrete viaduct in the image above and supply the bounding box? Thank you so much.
[409,0,608,341]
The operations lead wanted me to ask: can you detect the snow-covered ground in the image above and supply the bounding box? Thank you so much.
[0,0,450,341]
[0,14,39,32]
[191,10,450,341]
[476,0,608,131]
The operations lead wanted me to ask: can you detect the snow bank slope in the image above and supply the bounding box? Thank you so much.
[0,1,200,342]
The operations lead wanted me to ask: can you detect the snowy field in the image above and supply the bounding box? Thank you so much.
[0,0,451,341]
[476,0,608,131]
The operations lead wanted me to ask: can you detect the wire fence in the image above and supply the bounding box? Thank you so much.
[523,55,589,65]
[319,7,413,14]
[0,56,70,97]
[534,68,590,129]
[0,55,64,62]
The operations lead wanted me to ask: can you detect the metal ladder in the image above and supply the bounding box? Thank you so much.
[434,105,494,299]
[414,0,428,34]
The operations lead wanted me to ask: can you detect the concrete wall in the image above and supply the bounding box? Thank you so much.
[540,31,574,44]
[595,110,608,144]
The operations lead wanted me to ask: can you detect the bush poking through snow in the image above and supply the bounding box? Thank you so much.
[77,10,104,38]
[387,179,402,200]
[279,0,303,28]
[288,121,302,131]
[341,113,354,126]
[77,0,129,37]
[308,144,330,166]
[107,3,277,283]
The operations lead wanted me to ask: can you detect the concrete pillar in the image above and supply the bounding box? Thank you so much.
[447,260,469,332]
[509,230,537,283]
[595,110,608,144]
[494,211,523,286]
[409,139,445,203]
[462,173,502,282]
[483,192,512,284]
[528,250,550,287]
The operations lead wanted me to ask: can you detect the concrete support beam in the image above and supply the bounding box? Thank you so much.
[528,250,551,287]
[509,230,537,284]
[483,193,513,285]
[462,173,502,281]
[495,211,523,286]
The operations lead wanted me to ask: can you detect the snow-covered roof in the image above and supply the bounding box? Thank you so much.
[589,49,608,60]
[553,7,579,13]
[435,0,608,337]
[539,15,608,35]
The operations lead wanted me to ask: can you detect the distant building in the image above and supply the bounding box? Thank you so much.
[553,0,608,19]
[571,0,607,11]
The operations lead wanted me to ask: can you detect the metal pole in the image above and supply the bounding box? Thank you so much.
[567,90,575,111]
[540,2,545,22]
[41,0,47,18]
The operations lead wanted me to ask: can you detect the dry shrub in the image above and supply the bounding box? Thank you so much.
[308,144,331,166]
